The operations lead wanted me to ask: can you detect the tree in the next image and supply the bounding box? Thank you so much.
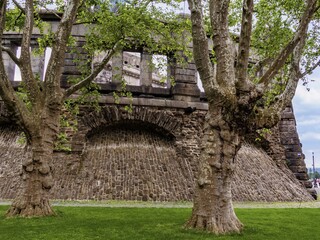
[308,170,320,179]
[185,0,319,234]
[0,0,186,217]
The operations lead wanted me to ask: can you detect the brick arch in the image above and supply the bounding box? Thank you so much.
[80,105,183,138]
[86,120,176,141]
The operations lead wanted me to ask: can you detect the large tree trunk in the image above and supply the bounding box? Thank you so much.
[186,111,243,234]
[6,136,55,217]
[6,108,60,217]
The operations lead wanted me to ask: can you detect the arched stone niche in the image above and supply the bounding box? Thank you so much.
[79,120,194,201]
[58,105,202,201]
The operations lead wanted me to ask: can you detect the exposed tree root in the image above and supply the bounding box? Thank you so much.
[6,198,55,217]
[186,213,243,234]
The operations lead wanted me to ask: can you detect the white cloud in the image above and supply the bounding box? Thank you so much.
[294,81,320,108]
[293,70,320,168]
[300,132,320,141]
[298,116,320,126]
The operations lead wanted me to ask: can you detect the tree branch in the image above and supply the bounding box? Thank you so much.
[12,0,25,14]
[44,0,81,103]
[271,25,309,115]
[258,0,319,91]
[0,0,6,55]
[20,0,33,62]
[63,46,118,99]
[1,46,21,66]
[236,0,254,89]
[187,0,215,94]
[0,1,33,135]
[300,58,320,78]
[259,3,313,121]
[19,0,42,106]
[37,2,61,20]
[249,57,273,80]
[209,0,236,89]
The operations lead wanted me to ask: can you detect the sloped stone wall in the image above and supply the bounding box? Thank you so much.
[0,103,314,202]
[52,105,204,201]
[60,124,194,201]
[0,125,25,199]
[233,144,313,201]
[246,105,311,192]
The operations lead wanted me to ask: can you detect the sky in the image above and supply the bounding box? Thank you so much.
[293,71,320,169]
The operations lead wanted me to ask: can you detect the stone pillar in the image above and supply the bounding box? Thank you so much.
[279,105,311,188]
[172,53,200,102]
[2,41,17,81]
[111,51,123,82]
[140,51,152,86]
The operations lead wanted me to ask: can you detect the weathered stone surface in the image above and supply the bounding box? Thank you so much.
[279,106,309,188]
[233,144,313,202]
[172,83,200,97]
[0,19,312,202]
[0,104,313,202]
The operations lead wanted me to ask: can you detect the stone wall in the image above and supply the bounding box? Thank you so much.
[0,125,27,199]
[0,101,314,202]
[51,104,206,201]
[0,14,313,201]
[279,106,310,188]
[0,103,207,201]
[245,105,311,192]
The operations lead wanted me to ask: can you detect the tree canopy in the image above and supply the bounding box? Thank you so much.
[0,0,189,217]
[185,0,319,234]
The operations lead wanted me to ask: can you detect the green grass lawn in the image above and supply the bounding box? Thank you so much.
[0,206,318,240]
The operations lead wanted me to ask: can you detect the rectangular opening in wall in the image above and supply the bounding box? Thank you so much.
[43,47,52,81]
[13,47,21,81]
[123,51,141,86]
[92,51,113,84]
[15,46,47,81]
[151,54,168,88]
[197,72,204,92]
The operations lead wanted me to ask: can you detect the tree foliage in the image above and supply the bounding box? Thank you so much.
[0,0,189,217]
[185,0,319,234]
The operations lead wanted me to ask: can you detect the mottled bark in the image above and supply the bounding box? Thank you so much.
[0,0,81,217]
[209,0,236,89]
[186,110,242,234]
[187,0,319,235]
[6,144,54,217]
[6,106,60,217]
[6,141,55,217]
[236,0,253,87]
[187,0,215,92]
[0,2,34,136]
[20,0,41,105]
[187,0,242,234]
